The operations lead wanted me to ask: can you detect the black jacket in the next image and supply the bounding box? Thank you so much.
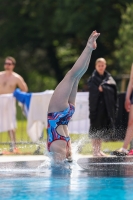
[87,70,118,132]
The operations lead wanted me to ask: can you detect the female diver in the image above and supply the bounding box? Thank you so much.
[47,31,100,162]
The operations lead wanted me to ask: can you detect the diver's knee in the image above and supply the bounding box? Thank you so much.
[66,70,78,80]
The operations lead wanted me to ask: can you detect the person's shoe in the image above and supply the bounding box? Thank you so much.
[9,147,13,152]
[128,149,133,156]
[13,147,21,154]
[2,150,12,155]
[112,148,129,156]
[9,144,14,152]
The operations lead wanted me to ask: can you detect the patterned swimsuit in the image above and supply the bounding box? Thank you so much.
[47,104,75,151]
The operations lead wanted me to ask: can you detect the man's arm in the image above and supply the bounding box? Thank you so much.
[17,75,28,92]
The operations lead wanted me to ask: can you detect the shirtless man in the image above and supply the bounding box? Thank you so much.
[0,56,28,152]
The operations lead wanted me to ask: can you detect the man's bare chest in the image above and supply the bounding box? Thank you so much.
[0,76,17,89]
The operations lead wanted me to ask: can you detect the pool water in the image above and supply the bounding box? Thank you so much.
[1,173,133,200]
[0,156,133,200]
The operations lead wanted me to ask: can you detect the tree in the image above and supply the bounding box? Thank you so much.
[0,0,131,91]
[114,3,133,74]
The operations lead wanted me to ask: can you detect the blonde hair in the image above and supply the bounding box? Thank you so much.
[95,58,106,66]
[5,56,16,65]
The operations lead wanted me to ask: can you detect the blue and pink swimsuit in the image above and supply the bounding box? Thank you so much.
[47,104,75,151]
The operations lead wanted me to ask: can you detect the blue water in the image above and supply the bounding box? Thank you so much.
[0,155,133,200]
[0,170,133,200]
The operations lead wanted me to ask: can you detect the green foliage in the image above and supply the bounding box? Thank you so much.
[114,3,133,74]
[27,70,57,92]
[0,0,132,90]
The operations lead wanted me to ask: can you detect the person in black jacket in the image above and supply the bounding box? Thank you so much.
[87,58,117,156]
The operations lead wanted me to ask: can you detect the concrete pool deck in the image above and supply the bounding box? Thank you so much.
[0,155,48,163]
[0,155,133,177]
[0,154,93,163]
[0,154,132,163]
[0,154,133,164]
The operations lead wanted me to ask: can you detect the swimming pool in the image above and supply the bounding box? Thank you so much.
[1,175,133,200]
[0,158,133,200]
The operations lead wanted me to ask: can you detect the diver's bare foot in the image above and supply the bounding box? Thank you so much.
[87,30,100,50]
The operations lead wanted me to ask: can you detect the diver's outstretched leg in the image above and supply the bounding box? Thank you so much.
[48,31,100,113]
